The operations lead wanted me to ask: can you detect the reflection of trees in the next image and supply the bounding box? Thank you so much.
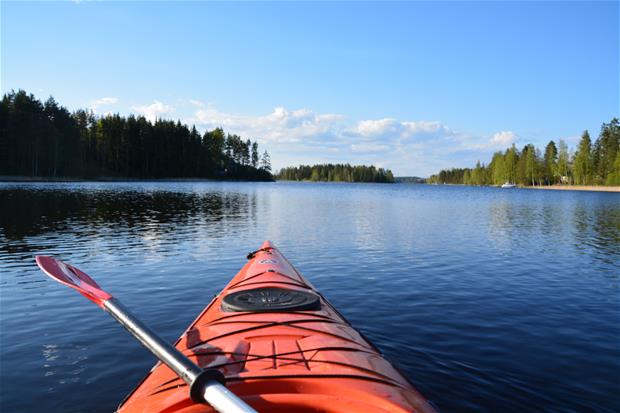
[573,201,620,263]
[487,202,542,251]
[0,187,257,253]
[488,197,619,260]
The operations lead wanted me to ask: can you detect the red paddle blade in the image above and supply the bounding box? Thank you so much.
[35,256,112,307]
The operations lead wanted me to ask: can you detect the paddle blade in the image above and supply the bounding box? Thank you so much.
[35,256,112,307]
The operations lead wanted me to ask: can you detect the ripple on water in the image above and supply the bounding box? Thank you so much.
[0,182,618,413]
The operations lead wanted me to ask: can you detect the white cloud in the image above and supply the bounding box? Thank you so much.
[402,121,452,137]
[464,130,519,151]
[186,105,344,144]
[90,97,118,113]
[177,101,529,176]
[350,143,391,153]
[348,119,455,144]
[489,131,517,147]
[188,99,206,108]
[131,101,174,122]
[352,118,401,137]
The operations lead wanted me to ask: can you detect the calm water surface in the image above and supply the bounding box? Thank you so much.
[0,182,618,412]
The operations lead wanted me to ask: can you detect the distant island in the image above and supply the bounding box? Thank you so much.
[0,90,273,181]
[428,118,620,187]
[395,176,426,184]
[276,164,395,183]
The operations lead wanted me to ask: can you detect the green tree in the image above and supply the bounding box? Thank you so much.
[1,89,273,181]
[504,144,518,184]
[525,145,537,186]
[260,150,272,173]
[515,145,528,185]
[251,142,259,168]
[243,139,251,166]
[593,118,619,184]
[605,150,620,185]
[573,131,594,185]
[490,151,507,185]
[310,168,320,181]
[543,140,558,184]
[0,94,9,173]
[514,144,542,186]
[277,163,395,183]
[557,139,570,184]
[429,120,618,187]
[470,161,487,185]
[462,169,471,185]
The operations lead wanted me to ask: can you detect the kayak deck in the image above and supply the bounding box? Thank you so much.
[118,241,435,412]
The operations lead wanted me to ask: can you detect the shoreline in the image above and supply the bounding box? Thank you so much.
[275,179,394,184]
[521,185,620,193]
[425,182,620,192]
[0,176,273,183]
[2,177,618,192]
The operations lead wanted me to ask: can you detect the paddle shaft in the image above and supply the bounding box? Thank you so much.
[34,255,256,412]
[104,298,257,413]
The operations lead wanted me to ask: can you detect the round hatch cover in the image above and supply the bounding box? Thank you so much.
[221,287,321,312]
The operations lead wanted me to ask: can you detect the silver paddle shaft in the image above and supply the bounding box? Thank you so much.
[104,298,257,413]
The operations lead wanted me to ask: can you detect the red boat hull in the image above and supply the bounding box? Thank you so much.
[118,241,435,413]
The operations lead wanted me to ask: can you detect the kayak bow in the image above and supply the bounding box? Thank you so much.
[117,241,436,413]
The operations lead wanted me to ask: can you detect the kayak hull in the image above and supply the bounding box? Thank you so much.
[118,241,435,413]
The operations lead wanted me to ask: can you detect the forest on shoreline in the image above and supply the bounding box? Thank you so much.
[428,118,620,186]
[0,90,273,181]
[276,164,395,183]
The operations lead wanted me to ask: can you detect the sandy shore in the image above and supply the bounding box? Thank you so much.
[523,185,620,193]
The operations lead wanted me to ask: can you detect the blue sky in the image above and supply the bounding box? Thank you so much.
[2,1,618,176]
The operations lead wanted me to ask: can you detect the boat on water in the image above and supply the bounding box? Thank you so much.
[501,182,516,188]
[36,241,436,413]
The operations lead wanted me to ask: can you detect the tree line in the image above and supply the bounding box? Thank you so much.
[277,163,395,183]
[428,118,620,186]
[0,90,272,180]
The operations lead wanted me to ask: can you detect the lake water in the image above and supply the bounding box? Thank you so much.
[0,182,618,412]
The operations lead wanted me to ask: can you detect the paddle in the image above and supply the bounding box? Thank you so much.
[35,255,257,413]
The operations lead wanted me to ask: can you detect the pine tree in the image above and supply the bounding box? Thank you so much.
[543,140,558,184]
[1,90,272,181]
[593,118,619,184]
[251,142,259,168]
[259,150,271,173]
[525,145,537,186]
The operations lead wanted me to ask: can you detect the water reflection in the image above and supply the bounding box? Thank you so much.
[0,186,258,256]
[487,193,620,260]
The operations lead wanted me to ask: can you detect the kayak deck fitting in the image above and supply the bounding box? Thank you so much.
[117,241,435,413]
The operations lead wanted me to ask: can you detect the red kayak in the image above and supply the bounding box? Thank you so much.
[116,241,436,412]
